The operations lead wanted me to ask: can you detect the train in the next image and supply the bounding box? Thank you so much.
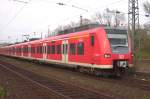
[0,24,133,77]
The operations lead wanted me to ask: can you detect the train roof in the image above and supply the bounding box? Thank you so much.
[1,24,127,48]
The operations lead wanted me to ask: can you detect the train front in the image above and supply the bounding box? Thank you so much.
[104,28,133,75]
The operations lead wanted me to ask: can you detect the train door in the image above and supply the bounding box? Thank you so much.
[62,40,68,63]
[43,43,47,59]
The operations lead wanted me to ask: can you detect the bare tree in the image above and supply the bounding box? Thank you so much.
[92,12,104,24]
[54,25,63,34]
[92,8,125,26]
[63,24,72,30]
[143,1,150,15]
[70,21,77,27]
[115,12,125,26]
[81,18,91,25]
[143,1,150,32]
[91,8,113,26]
[103,8,113,26]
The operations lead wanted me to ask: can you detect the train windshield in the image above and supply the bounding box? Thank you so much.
[105,29,129,54]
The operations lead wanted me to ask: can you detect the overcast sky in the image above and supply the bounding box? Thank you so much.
[0,0,149,43]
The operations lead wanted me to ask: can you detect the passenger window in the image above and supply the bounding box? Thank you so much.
[31,47,32,53]
[45,46,46,53]
[57,45,61,54]
[40,46,42,54]
[27,47,28,53]
[33,47,35,54]
[70,43,76,55]
[37,47,38,53]
[37,46,40,54]
[62,44,65,54]
[77,42,84,55]
[47,45,50,54]
[65,44,68,54]
[31,47,35,54]
[43,46,44,53]
[90,35,94,46]
[52,45,55,54]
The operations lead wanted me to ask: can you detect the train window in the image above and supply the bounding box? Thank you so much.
[33,47,35,54]
[62,44,65,54]
[70,43,76,55]
[16,48,18,52]
[57,45,61,54]
[23,47,25,53]
[47,45,50,54]
[31,47,35,54]
[33,47,34,53]
[38,46,39,53]
[24,47,26,53]
[42,46,46,53]
[52,45,55,54]
[40,46,42,54]
[66,44,68,54]
[90,35,94,46]
[77,42,84,55]
[45,46,46,53]
[19,48,21,53]
[22,48,24,53]
[23,47,26,53]
[24,47,25,53]
[36,47,38,53]
[25,46,28,53]
[28,47,30,53]
[13,47,15,53]
[31,47,33,53]
[37,46,39,54]
[26,47,27,53]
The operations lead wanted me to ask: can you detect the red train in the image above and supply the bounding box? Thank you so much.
[0,24,133,76]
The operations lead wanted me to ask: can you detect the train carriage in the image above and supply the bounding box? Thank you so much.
[0,24,133,76]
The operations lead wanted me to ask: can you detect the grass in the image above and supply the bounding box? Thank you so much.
[141,49,150,59]
[134,49,150,60]
[0,86,7,98]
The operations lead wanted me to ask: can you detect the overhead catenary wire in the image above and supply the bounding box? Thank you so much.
[0,0,134,43]
[3,0,127,32]
[0,0,31,33]
[13,0,29,4]
[39,0,129,26]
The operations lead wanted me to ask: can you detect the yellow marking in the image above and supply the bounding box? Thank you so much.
[69,34,89,39]
[43,34,89,43]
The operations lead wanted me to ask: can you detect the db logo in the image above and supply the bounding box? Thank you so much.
[119,55,124,59]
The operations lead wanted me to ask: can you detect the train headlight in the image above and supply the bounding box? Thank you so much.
[104,54,111,58]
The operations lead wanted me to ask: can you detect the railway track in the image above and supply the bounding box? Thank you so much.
[0,60,114,99]
[48,64,150,92]
[76,70,150,91]
[102,76,150,91]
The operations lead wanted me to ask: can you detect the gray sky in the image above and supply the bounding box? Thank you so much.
[0,0,149,43]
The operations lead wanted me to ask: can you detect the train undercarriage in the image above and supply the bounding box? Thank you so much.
[76,60,129,77]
